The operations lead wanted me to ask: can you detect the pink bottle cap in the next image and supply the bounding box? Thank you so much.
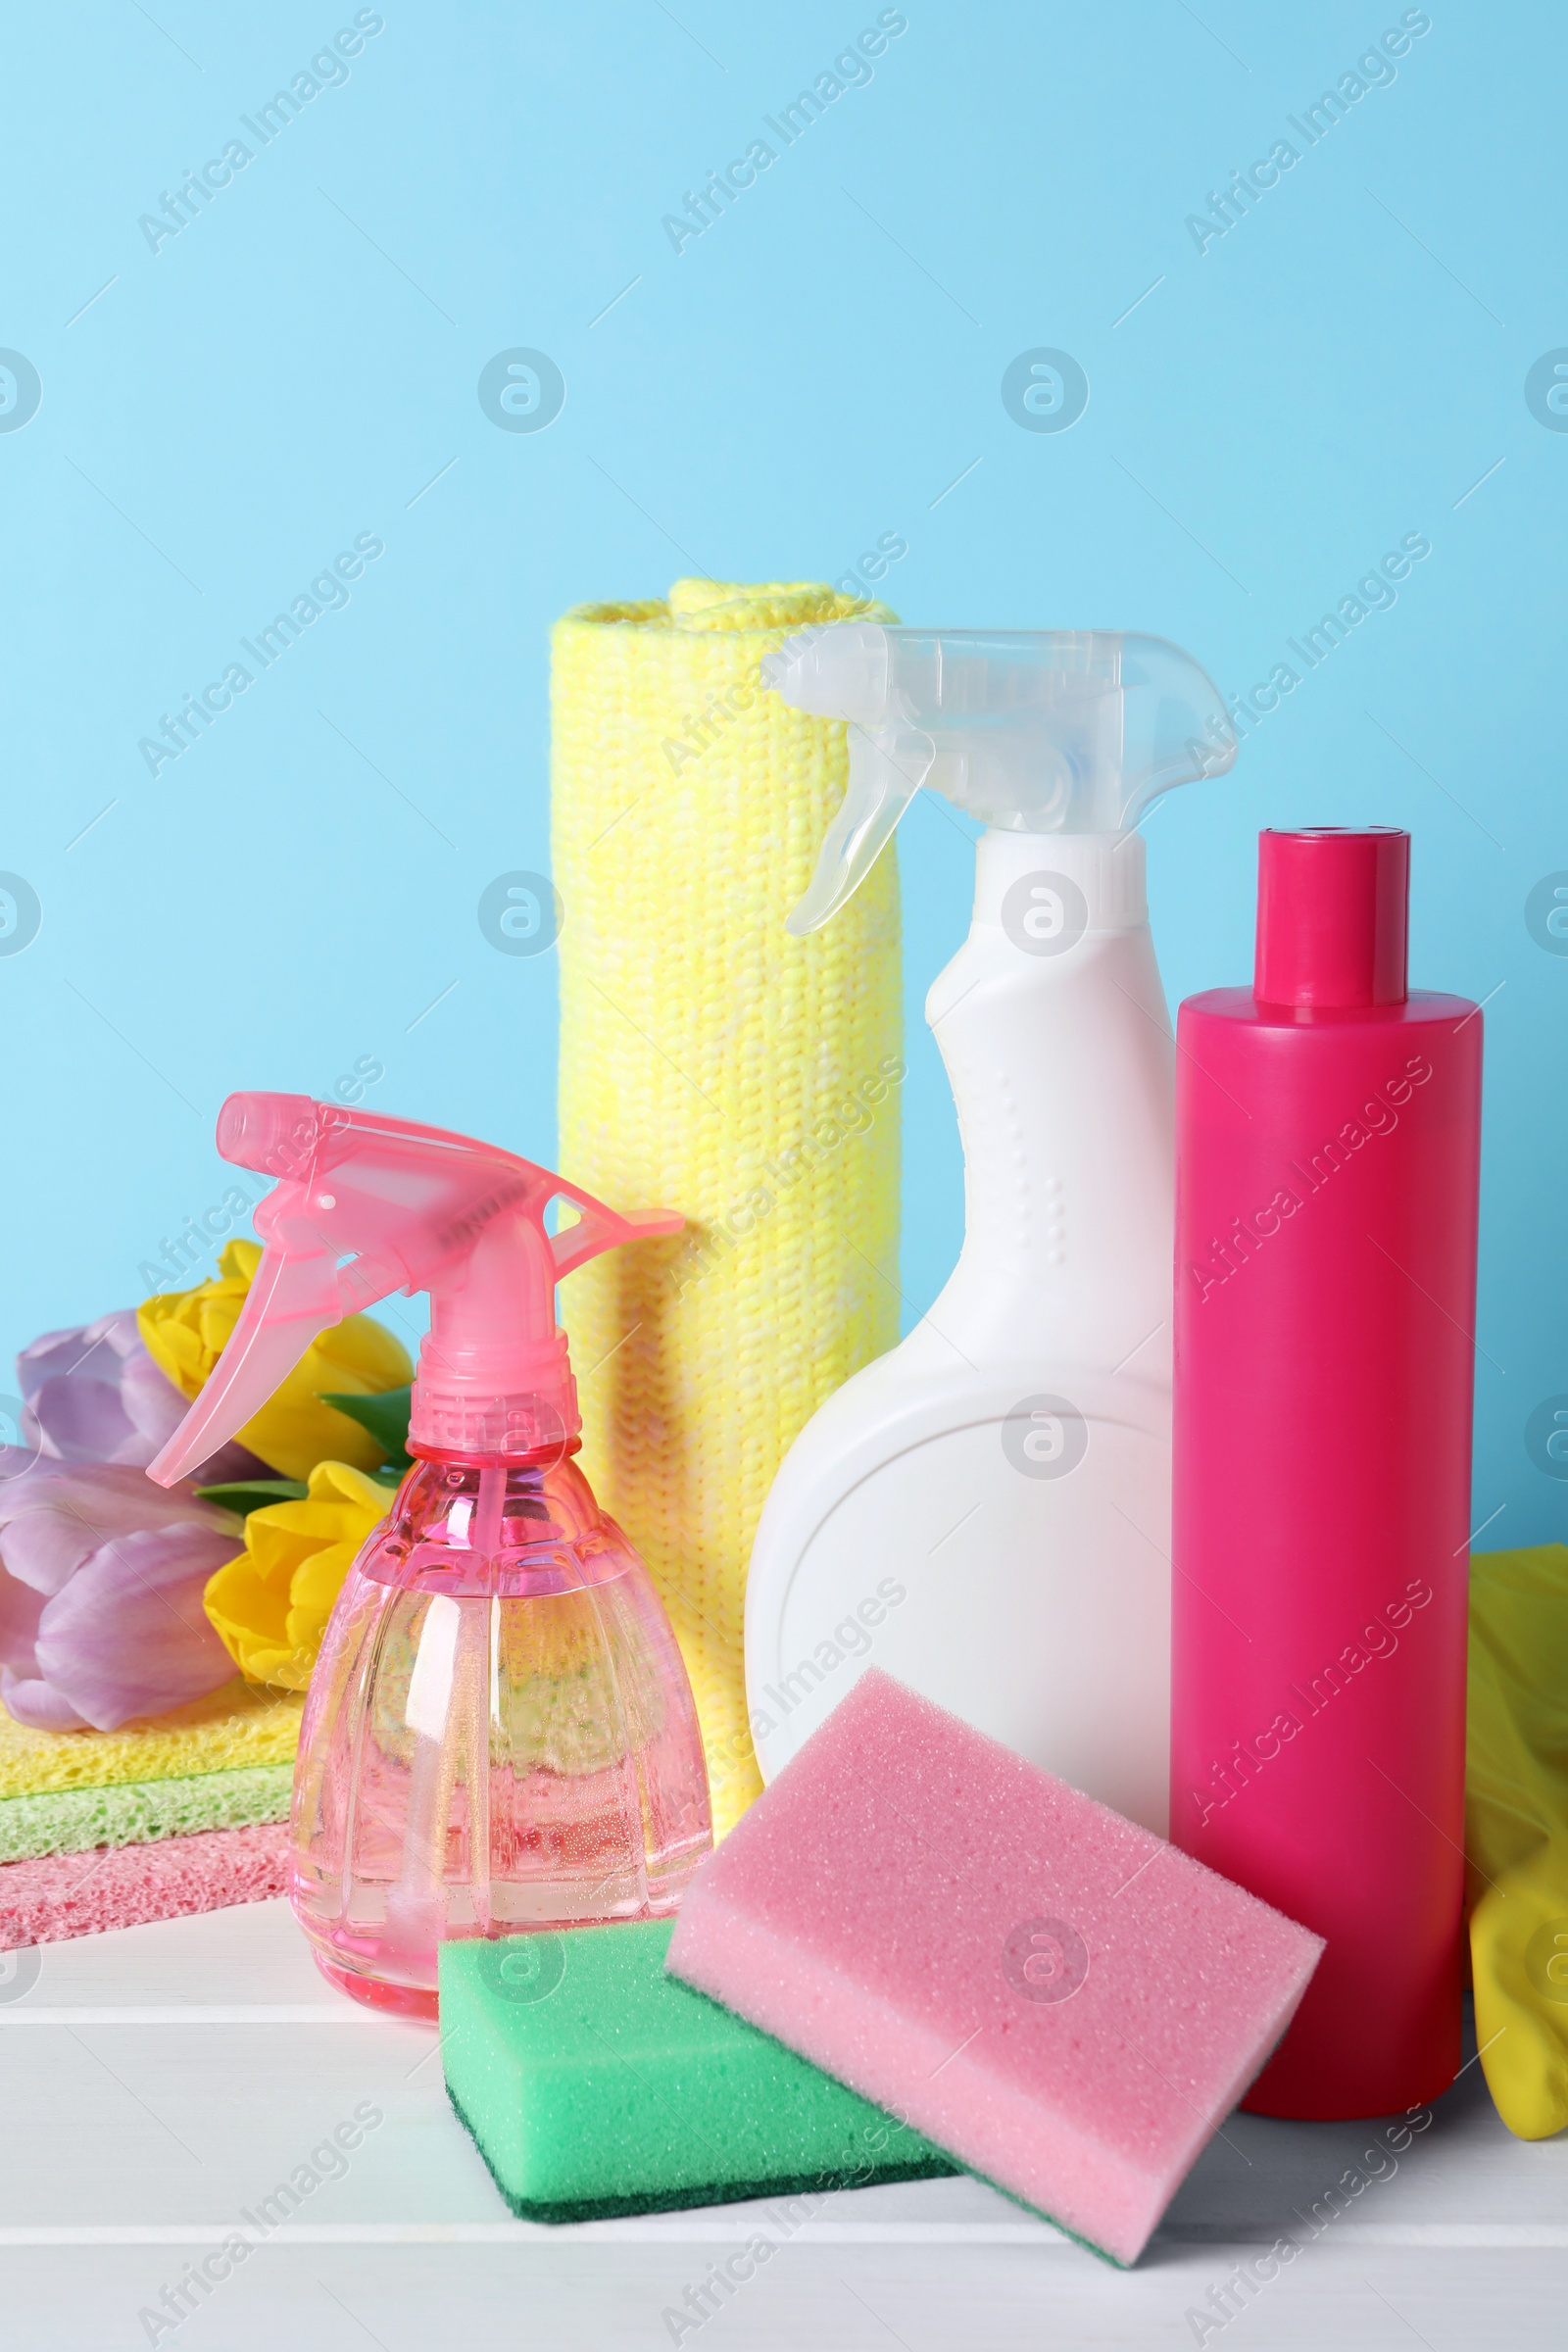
[1253,828,1409,1009]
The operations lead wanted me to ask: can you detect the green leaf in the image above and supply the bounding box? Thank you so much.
[195,1478,309,1517]
[318,1385,414,1471]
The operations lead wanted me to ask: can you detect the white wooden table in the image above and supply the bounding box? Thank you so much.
[1,1900,1562,2349]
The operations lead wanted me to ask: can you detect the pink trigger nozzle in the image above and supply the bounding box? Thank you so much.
[144,1092,683,1486]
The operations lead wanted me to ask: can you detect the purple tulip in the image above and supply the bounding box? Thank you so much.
[18,1309,262,1484]
[0,1457,244,1731]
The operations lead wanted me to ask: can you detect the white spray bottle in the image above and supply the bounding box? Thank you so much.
[744,626,1236,1834]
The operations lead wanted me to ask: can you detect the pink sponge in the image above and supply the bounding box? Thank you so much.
[0,1822,290,1949]
[666,1670,1321,2265]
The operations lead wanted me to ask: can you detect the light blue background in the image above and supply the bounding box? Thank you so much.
[1,1,1561,1541]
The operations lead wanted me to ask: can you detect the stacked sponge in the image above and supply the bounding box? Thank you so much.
[440,1916,956,2222]
[439,1675,1321,2261]
[0,1677,300,1948]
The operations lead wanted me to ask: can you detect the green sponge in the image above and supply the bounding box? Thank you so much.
[439,1919,956,2222]
[0,1764,293,1864]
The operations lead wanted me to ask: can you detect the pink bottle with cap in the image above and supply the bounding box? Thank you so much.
[1171,830,1481,2119]
[149,1095,711,2017]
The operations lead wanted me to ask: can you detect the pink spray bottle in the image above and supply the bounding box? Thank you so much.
[148,1093,711,2018]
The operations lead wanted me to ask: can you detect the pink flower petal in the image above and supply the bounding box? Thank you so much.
[18,1310,145,1463]
[1,1458,230,1531]
[0,1569,46,1671]
[15,1314,264,1483]
[32,1524,240,1729]
[18,1309,140,1396]
[118,1345,190,1462]
[0,1497,101,1593]
[0,1670,89,1731]
[0,1461,239,1595]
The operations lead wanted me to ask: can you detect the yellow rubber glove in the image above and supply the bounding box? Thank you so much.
[138,1239,412,1481]
[1467,1541,1568,2138]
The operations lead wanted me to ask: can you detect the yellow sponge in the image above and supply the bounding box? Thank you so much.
[552,581,903,1834]
[0,1677,303,1802]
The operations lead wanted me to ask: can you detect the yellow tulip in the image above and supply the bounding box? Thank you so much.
[203,1459,390,1690]
[138,1239,412,1481]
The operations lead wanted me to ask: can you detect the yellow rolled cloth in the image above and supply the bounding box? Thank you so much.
[551,579,903,1835]
[1466,1540,1568,2137]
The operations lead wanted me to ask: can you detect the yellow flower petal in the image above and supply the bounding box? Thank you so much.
[204,1551,305,1689]
[295,1460,392,1517]
[244,1512,318,1583]
[203,1458,392,1693]
[139,1239,413,1481]
[204,1552,285,1645]
[287,1539,361,1622]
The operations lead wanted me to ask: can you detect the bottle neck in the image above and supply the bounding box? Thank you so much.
[1254,826,1410,1007]
[970,827,1148,936]
[408,1211,582,1459]
[410,1340,580,1460]
[913,823,1173,1376]
[408,1435,582,1471]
